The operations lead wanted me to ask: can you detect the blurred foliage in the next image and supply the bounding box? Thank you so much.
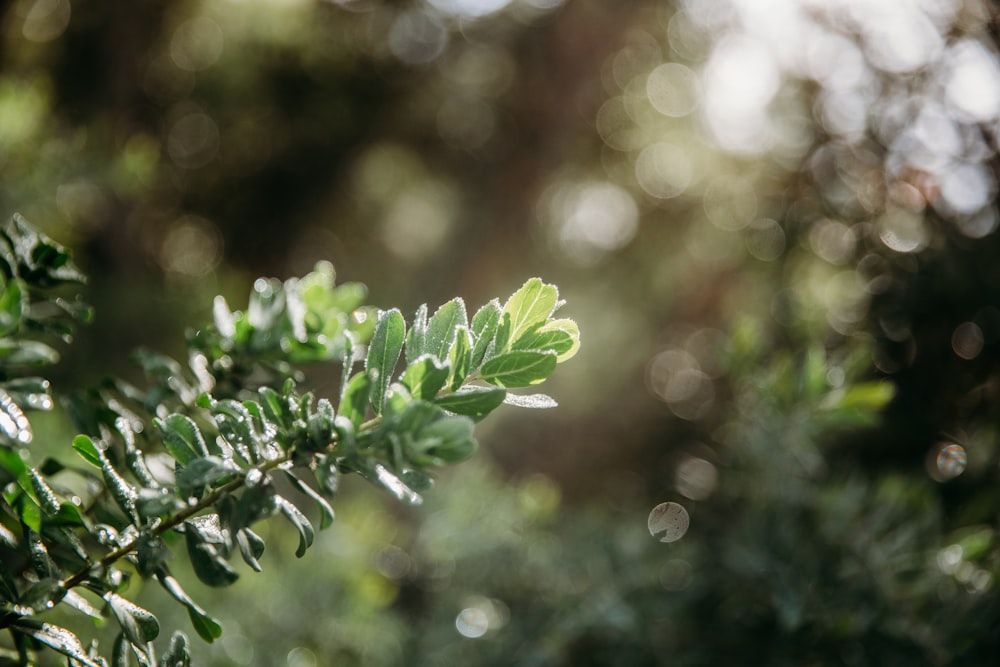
[2,0,1000,664]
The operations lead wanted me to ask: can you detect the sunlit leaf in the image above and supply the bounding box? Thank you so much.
[480,350,558,388]
[10,620,101,667]
[366,308,405,415]
[400,355,449,401]
[501,278,558,350]
[106,593,160,645]
[424,298,467,360]
[275,495,314,558]
[433,386,507,420]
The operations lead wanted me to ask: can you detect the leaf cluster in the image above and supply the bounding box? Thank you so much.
[0,217,579,666]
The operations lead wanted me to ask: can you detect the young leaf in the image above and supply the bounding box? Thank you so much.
[447,325,473,391]
[400,355,450,401]
[511,318,580,362]
[424,298,468,360]
[155,415,208,466]
[275,495,314,558]
[433,386,507,421]
[480,350,558,388]
[470,299,501,369]
[404,303,428,365]
[72,434,102,467]
[106,593,160,645]
[365,309,405,415]
[339,372,371,428]
[502,278,558,349]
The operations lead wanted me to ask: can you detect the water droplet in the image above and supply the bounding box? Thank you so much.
[648,502,689,543]
[935,443,967,479]
[502,393,558,409]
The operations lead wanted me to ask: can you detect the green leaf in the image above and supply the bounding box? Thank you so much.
[157,574,222,644]
[27,468,60,516]
[0,277,25,337]
[155,415,208,466]
[72,434,102,467]
[447,325,472,391]
[176,457,240,496]
[276,495,314,558]
[184,523,238,588]
[366,308,405,415]
[470,299,501,369]
[433,386,507,420]
[160,631,192,666]
[408,414,477,466]
[99,450,140,526]
[480,350,558,388]
[10,620,101,667]
[210,399,263,465]
[511,318,580,362]
[501,278,558,350]
[281,471,335,530]
[400,355,449,401]
[236,527,265,572]
[424,298,468,360]
[339,371,371,428]
[257,387,291,433]
[106,593,160,645]
[404,304,428,365]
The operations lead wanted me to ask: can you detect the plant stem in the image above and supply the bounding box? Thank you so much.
[59,456,288,592]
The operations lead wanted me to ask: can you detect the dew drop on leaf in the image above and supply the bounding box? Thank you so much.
[648,501,689,543]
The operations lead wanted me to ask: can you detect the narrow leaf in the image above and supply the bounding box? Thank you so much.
[236,528,265,573]
[276,495,314,558]
[447,325,473,391]
[156,573,223,643]
[10,620,102,667]
[470,299,501,369]
[365,309,405,415]
[404,303,427,364]
[503,392,559,409]
[281,471,335,530]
